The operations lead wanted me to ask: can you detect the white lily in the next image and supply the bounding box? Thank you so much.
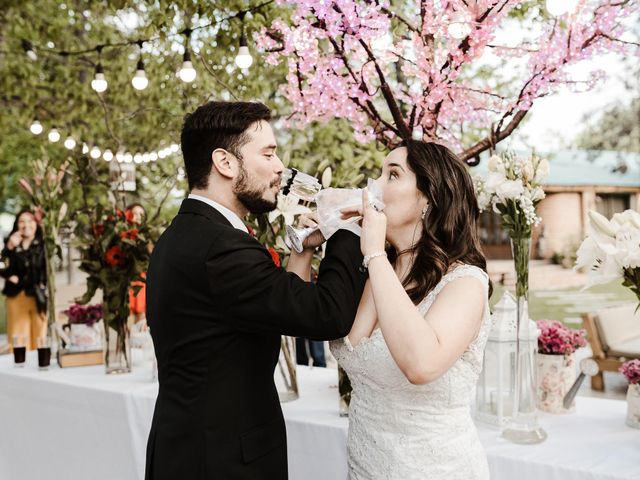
[268,193,312,225]
[588,210,618,238]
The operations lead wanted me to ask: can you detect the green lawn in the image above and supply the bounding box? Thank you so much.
[490,280,637,327]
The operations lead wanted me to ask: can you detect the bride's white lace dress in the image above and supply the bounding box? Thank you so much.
[330,264,491,479]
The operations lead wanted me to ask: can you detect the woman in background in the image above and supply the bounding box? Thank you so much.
[1,208,48,351]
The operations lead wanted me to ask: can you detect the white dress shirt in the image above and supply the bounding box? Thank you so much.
[188,194,249,234]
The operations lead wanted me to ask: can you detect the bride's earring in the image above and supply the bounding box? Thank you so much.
[421,205,429,220]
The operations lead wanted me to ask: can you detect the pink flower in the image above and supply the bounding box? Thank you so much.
[536,320,587,355]
[620,359,640,385]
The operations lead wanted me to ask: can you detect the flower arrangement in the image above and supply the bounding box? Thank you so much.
[474,151,549,300]
[75,206,152,371]
[536,320,587,356]
[62,303,103,327]
[477,151,549,239]
[620,359,640,385]
[575,209,640,307]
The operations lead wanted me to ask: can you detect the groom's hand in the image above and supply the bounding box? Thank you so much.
[299,213,325,250]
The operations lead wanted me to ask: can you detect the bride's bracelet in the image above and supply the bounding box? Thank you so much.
[362,251,387,269]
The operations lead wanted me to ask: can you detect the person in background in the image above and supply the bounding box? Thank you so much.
[0,208,48,351]
[126,203,149,330]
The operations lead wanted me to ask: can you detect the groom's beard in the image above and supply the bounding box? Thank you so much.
[233,163,278,214]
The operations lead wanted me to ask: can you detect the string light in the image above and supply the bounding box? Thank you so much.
[21,39,37,61]
[178,30,197,83]
[91,63,108,93]
[64,136,76,149]
[48,128,61,143]
[29,120,43,135]
[131,42,149,90]
[235,13,253,69]
[89,146,101,159]
[235,34,253,69]
[103,149,114,162]
[82,143,89,154]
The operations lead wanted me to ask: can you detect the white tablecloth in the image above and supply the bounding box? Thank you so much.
[0,352,638,480]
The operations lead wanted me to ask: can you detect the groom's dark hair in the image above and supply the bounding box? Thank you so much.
[181,101,272,190]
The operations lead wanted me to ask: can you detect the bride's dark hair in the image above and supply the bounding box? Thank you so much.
[388,139,492,303]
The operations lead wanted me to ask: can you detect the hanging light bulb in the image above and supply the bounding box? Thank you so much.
[29,120,43,135]
[178,30,196,83]
[82,143,89,154]
[170,143,180,153]
[131,59,149,90]
[178,49,197,83]
[48,128,61,143]
[64,136,76,150]
[447,13,471,39]
[124,152,133,163]
[546,0,579,16]
[21,39,37,61]
[235,34,253,69]
[89,146,101,159]
[103,149,114,162]
[149,152,158,162]
[91,63,108,93]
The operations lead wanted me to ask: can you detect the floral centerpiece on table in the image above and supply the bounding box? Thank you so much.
[536,320,587,356]
[535,320,587,414]
[75,207,152,373]
[60,303,104,351]
[475,152,549,297]
[575,209,640,309]
[474,152,549,440]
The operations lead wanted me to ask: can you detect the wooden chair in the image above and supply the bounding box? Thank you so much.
[582,303,640,391]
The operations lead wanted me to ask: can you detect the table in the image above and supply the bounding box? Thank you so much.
[0,352,638,480]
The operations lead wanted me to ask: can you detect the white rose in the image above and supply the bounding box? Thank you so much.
[495,179,525,202]
[484,172,504,194]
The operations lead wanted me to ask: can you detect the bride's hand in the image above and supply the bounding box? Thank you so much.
[297,212,326,251]
[341,188,386,257]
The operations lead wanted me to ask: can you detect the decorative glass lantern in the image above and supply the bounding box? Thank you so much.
[475,291,539,428]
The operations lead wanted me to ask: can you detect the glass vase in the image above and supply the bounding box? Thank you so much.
[275,336,299,402]
[502,236,547,444]
[104,322,131,374]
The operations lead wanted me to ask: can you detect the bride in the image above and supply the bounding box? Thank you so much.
[329,140,492,479]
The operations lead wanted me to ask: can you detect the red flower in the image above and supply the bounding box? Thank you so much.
[92,224,105,238]
[120,229,139,241]
[116,209,125,219]
[267,247,280,267]
[105,245,126,267]
[124,209,136,225]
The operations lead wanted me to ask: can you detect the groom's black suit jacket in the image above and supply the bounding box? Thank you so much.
[145,198,366,480]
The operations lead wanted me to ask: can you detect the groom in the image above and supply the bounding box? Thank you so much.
[144,101,367,480]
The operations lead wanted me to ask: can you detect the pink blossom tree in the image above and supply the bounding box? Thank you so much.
[257,0,639,161]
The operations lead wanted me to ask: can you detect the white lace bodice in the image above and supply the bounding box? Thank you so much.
[330,264,491,479]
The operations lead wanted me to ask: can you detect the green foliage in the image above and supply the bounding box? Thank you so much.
[575,98,640,153]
